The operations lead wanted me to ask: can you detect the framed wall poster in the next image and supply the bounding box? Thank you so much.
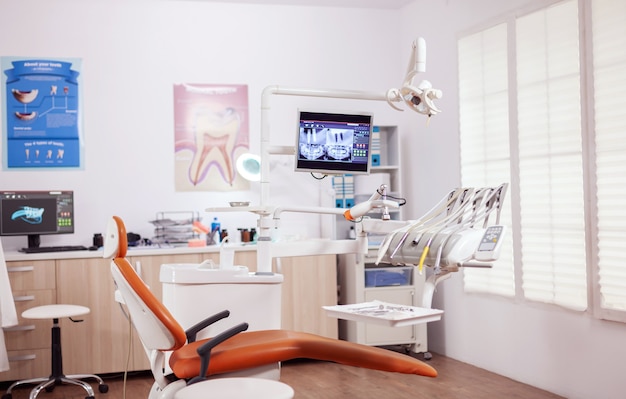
[173,83,250,192]
[1,57,83,169]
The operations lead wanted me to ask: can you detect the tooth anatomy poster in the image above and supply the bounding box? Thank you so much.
[173,83,250,192]
[1,57,82,169]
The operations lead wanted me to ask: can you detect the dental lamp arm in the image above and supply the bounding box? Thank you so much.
[343,200,399,221]
[343,184,399,221]
[273,205,346,220]
[404,37,427,85]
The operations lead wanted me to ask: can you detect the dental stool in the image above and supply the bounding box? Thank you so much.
[1,304,108,399]
[173,377,294,399]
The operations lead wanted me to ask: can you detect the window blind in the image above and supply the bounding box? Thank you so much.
[516,0,587,311]
[592,0,626,316]
[458,23,515,296]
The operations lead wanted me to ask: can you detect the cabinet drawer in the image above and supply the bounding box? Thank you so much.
[7,261,56,290]
[4,289,56,350]
[0,349,51,382]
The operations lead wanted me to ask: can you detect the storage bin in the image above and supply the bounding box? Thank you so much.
[365,266,412,287]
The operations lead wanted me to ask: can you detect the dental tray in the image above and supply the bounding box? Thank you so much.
[323,300,443,327]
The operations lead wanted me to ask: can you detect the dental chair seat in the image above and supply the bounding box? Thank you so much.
[170,329,434,378]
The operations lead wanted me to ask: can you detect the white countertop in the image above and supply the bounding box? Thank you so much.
[3,243,257,262]
[4,238,368,262]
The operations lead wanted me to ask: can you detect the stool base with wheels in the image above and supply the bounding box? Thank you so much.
[1,304,109,399]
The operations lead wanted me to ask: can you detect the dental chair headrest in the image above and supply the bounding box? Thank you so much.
[103,216,128,259]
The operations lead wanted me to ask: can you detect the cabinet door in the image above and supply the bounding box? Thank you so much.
[276,254,338,339]
[2,260,56,382]
[4,261,56,351]
[55,257,138,375]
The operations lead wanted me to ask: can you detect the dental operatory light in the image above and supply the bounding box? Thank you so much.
[236,153,261,182]
[386,37,442,116]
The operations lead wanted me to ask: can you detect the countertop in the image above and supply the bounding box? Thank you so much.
[3,243,257,262]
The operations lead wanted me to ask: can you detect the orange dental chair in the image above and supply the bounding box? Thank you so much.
[104,216,436,398]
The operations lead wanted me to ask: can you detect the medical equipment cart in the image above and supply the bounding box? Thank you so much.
[337,249,429,355]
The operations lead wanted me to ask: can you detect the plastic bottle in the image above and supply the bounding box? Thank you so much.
[210,217,221,244]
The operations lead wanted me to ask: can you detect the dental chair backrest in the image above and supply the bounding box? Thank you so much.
[104,216,187,388]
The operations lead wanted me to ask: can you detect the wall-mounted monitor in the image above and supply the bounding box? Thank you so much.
[0,191,75,250]
[295,110,373,175]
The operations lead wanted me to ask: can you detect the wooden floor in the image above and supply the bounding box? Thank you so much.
[1,353,563,399]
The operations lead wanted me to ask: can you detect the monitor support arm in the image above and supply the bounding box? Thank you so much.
[253,38,440,274]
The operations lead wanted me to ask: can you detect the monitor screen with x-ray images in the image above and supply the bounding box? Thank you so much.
[295,110,373,175]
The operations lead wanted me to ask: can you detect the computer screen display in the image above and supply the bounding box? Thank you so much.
[0,191,74,248]
[295,110,373,175]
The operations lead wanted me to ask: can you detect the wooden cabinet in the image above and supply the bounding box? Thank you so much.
[55,256,138,375]
[2,260,55,381]
[2,248,337,381]
[276,255,337,339]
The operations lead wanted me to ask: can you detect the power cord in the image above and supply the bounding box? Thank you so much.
[117,301,132,399]
[123,313,132,399]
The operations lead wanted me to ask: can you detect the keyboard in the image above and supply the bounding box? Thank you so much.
[20,245,89,254]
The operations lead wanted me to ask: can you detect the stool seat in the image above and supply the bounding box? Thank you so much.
[22,304,90,320]
[174,378,294,399]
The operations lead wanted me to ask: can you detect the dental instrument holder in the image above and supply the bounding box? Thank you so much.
[373,184,509,308]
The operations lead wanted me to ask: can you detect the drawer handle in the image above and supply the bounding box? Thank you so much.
[13,295,35,302]
[7,266,35,273]
[4,325,36,332]
[8,354,36,362]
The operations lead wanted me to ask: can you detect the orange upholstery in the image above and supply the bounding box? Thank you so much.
[171,330,436,378]
[108,215,437,384]
[113,257,187,351]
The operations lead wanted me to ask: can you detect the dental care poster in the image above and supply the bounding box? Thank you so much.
[1,57,83,169]
[173,83,250,192]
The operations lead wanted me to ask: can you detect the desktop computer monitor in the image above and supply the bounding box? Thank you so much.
[0,191,75,250]
[295,110,373,175]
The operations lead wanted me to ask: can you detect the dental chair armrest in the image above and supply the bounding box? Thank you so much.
[185,310,231,343]
[188,322,250,385]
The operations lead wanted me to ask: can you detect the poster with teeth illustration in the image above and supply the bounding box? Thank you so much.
[173,83,250,191]
[1,58,82,168]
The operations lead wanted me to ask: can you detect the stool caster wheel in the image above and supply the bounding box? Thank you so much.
[99,384,109,393]
[2,393,12,399]
[85,396,95,399]
[45,385,55,392]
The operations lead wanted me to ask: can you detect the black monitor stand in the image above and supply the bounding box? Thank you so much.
[27,234,41,249]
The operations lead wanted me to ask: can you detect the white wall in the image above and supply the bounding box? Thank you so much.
[401,1,626,398]
[3,1,625,398]
[0,0,407,250]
